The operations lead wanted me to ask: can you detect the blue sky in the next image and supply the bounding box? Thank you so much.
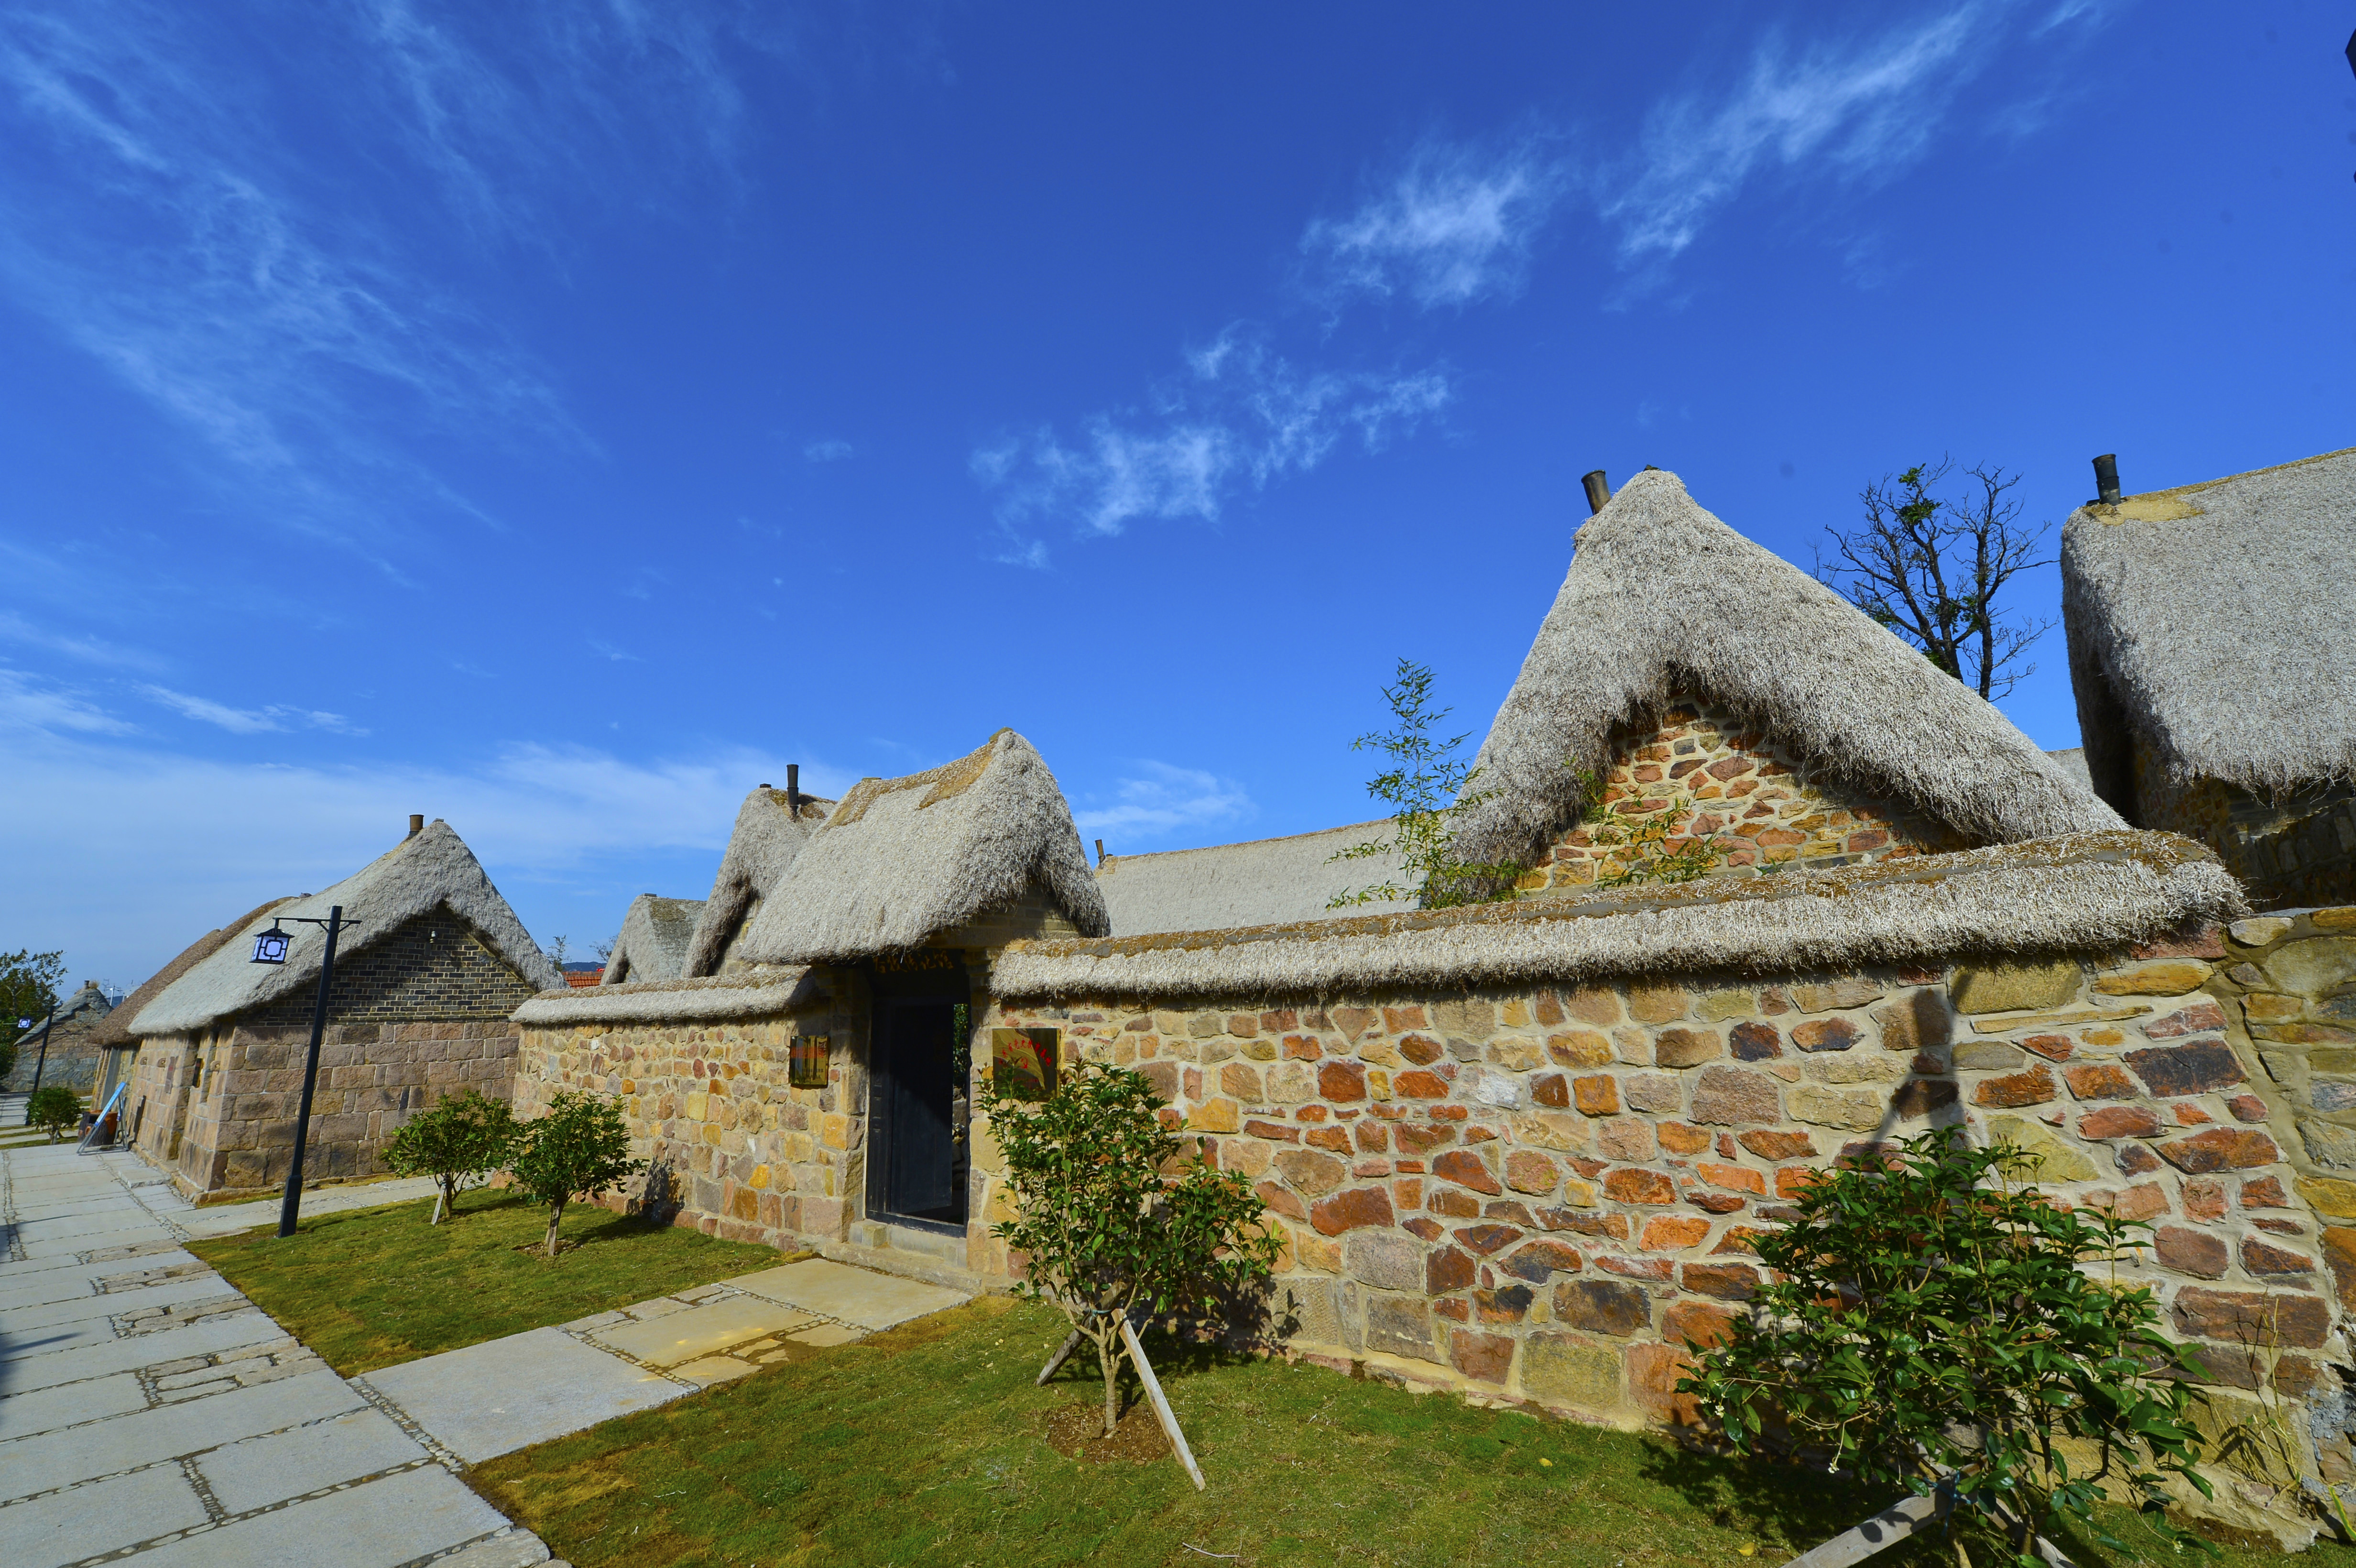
[3,2,2350,992]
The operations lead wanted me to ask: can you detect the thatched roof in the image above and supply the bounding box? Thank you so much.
[1451,469,2120,876]
[514,969,815,1026]
[130,821,562,1036]
[1098,822,1412,936]
[601,894,705,984]
[2062,446,2356,802]
[87,897,295,1048]
[731,729,1110,966]
[994,830,2239,1003]
[681,786,831,977]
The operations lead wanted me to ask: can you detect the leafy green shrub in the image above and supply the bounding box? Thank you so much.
[1330,658,1525,910]
[1678,1124,2212,1566]
[383,1088,519,1224]
[507,1091,644,1259]
[25,1084,81,1142]
[985,1060,1279,1437]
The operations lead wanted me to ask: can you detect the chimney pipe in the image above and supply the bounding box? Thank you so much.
[407,814,423,838]
[1582,470,1611,515]
[1095,838,1106,868]
[2092,453,2121,506]
[785,763,799,815]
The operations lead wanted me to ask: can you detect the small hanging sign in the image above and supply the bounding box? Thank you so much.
[991,1026,1058,1101]
[789,1034,830,1089]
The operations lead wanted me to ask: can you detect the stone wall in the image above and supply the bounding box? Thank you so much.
[978,927,2356,1496]
[511,978,864,1250]
[1520,697,1970,893]
[240,911,540,1028]
[126,1019,523,1198]
[2132,744,2356,911]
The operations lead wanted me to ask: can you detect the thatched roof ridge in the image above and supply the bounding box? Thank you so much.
[682,786,832,977]
[130,821,562,1036]
[602,894,705,984]
[514,968,814,1025]
[1451,469,2120,875]
[993,830,2240,1002]
[733,729,1110,965]
[1098,821,1412,936]
[2062,446,2356,799]
[87,898,297,1047]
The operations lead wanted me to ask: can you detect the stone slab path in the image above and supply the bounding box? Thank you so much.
[0,1134,555,1568]
[1,1112,975,1566]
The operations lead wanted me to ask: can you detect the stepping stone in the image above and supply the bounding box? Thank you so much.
[0,1454,209,1568]
[670,1355,758,1386]
[592,1296,819,1367]
[785,1323,866,1348]
[360,1328,688,1464]
[194,1406,425,1515]
[728,1259,968,1330]
[127,1463,517,1568]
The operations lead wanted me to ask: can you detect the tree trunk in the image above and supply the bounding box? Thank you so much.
[433,1174,456,1225]
[1099,1327,1119,1437]
[544,1197,566,1258]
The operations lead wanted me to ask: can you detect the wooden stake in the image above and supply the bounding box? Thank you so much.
[1778,1488,1947,1568]
[1036,1327,1083,1386]
[1120,1316,1205,1491]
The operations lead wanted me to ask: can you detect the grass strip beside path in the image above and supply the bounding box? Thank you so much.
[470,1296,2332,1568]
[188,1190,785,1376]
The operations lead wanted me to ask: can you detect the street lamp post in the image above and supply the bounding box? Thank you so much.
[248,908,360,1240]
[20,1009,56,1119]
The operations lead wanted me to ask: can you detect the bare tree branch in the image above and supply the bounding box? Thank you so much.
[1816,457,2054,701]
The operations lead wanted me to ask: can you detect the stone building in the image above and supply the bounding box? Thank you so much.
[115,818,559,1198]
[510,469,2356,1533]
[91,900,294,1111]
[4,980,115,1095]
[2064,446,2356,908]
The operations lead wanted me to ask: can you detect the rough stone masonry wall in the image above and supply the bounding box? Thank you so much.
[511,980,861,1249]
[979,932,2356,1491]
[1521,697,1970,893]
[2133,742,2356,910]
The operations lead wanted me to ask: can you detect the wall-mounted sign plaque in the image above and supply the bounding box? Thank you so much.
[790,1034,831,1089]
[990,1027,1058,1101]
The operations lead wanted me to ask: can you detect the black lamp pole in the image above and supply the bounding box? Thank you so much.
[24,1009,56,1103]
[276,905,353,1240]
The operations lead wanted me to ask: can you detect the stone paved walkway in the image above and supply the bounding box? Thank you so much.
[1,1109,974,1565]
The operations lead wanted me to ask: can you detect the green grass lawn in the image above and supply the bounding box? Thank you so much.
[187,1189,789,1375]
[469,1295,2341,1568]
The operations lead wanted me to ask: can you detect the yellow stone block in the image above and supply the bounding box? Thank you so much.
[1367,1069,1392,1101]
[2092,960,2214,997]
[2297,1175,2356,1220]
[1187,1098,1240,1133]
[821,1113,848,1150]
[749,1164,772,1190]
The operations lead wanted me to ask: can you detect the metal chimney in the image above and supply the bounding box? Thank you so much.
[785,763,800,815]
[2092,454,2121,506]
[1582,470,1612,515]
[407,814,423,838]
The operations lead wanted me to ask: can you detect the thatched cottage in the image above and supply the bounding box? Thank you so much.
[513,469,2356,1523]
[600,894,705,985]
[5,980,114,1095]
[2064,446,2356,908]
[114,818,559,1198]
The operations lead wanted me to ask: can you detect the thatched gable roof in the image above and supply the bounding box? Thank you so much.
[1451,469,2120,874]
[681,786,832,977]
[2062,446,2356,803]
[515,969,815,1026]
[601,894,705,984]
[130,821,561,1036]
[731,729,1109,966]
[996,830,2240,1003]
[87,897,295,1048]
[1098,822,1412,936]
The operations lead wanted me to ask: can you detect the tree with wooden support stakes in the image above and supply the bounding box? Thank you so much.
[983,1058,1278,1489]
[1678,1125,2217,1568]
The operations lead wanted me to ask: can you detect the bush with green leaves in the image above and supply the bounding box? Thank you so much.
[1330,658,1526,910]
[1677,1124,2213,1567]
[985,1060,1280,1437]
[25,1084,82,1142]
[383,1088,519,1224]
[506,1090,644,1259]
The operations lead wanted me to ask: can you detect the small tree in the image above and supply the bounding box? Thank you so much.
[0,948,65,1051]
[25,1084,81,1143]
[383,1088,518,1224]
[507,1091,643,1259]
[1678,1125,2213,1567]
[1330,658,1525,910]
[986,1060,1279,1438]
[1817,458,2052,700]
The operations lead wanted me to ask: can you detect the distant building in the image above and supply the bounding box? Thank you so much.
[599,895,705,985]
[2063,446,2356,908]
[4,980,115,1095]
[113,818,559,1198]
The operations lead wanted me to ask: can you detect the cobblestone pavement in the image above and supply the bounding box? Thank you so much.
[0,1127,559,1568]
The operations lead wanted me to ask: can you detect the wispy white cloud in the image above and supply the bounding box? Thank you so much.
[976,327,1450,557]
[1593,9,1989,271]
[803,438,854,462]
[1074,762,1254,841]
[0,669,135,735]
[0,611,167,674]
[138,685,367,736]
[587,640,641,663]
[1302,134,1566,310]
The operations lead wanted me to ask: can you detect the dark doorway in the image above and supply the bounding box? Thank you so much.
[866,960,971,1230]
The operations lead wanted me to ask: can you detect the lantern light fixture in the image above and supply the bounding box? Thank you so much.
[251,922,293,965]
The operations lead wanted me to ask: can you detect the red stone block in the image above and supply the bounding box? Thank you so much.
[2226,1095,2269,1123]
[1456,1222,1524,1256]
[1737,1130,1814,1160]
[1596,1254,1676,1281]
[1659,1123,1712,1155]
[2172,1103,2213,1126]
[1433,1149,1503,1195]
[2115,1143,2161,1176]
[1308,1185,1394,1236]
[2078,1105,2161,1139]
[1681,1261,1760,1299]
[2090,1183,2170,1221]
[1662,1297,1741,1349]
[1712,1225,1775,1255]
[2242,1236,2315,1276]
[1627,1343,1703,1425]
[2323,1227,2356,1313]
[1475,1285,1535,1325]
[2158,1128,2280,1174]
[1572,1075,1620,1116]
[1728,1022,1782,1061]
[2241,1175,2290,1209]
[1604,1168,1677,1205]
[1427,1245,1475,1293]
[1792,1018,1860,1053]
[2126,1041,2245,1098]
[1554,1278,1650,1334]
[1306,1126,1353,1153]
[2062,1063,2137,1100]
[1699,1162,1766,1196]
[2181,1178,2228,1221]
[1500,1238,1585,1283]
[1244,1119,1300,1143]
[1397,1033,1445,1065]
[1641,1215,1712,1251]
[2171,1287,2329,1348]
[1429,1188,1481,1218]
[1394,1070,1450,1099]
[1974,1066,2058,1108]
[2154,1225,2229,1279]
[1318,1061,1368,1102]
[2021,1034,2074,1062]
[2145,1000,2229,1038]
[1774,1167,1823,1199]
[1505,1149,1559,1195]
[1448,1327,1516,1384]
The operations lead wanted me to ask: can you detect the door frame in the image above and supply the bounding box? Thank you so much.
[861,953,972,1234]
